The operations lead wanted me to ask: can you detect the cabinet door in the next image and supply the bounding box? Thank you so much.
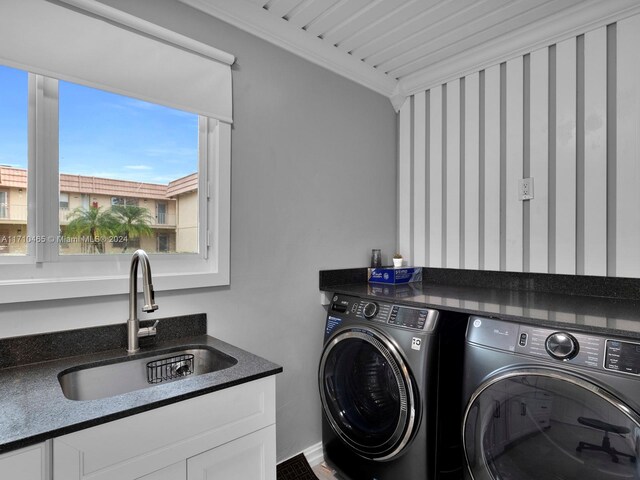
[187,425,276,480]
[0,442,50,480]
[54,376,276,480]
[137,461,186,480]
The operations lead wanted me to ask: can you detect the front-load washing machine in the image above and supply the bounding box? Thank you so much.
[319,293,464,480]
[462,316,640,480]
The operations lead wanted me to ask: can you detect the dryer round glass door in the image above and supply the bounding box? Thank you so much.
[463,368,640,480]
[319,328,418,461]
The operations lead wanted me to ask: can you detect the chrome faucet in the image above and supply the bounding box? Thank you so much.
[127,249,159,353]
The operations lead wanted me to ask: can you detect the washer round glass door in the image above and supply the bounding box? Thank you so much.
[463,368,640,480]
[319,327,417,460]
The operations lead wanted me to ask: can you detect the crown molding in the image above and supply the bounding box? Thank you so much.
[398,0,640,96]
[178,0,397,98]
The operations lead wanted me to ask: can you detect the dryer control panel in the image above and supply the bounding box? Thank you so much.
[466,317,621,374]
[329,295,438,332]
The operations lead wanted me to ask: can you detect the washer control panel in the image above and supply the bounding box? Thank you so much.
[330,295,438,331]
[467,317,608,372]
[605,340,640,375]
[387,305,432,329]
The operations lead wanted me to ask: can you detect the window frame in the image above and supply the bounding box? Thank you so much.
[59,192,69,209]
[0,190,8,219]
[111,197,137,207]
[0,71,231,303]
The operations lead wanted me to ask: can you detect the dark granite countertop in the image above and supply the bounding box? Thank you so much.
[0,334,282,454]
[320,268,640,340]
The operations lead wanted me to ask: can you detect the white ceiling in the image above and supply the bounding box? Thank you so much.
[180,0,640,108]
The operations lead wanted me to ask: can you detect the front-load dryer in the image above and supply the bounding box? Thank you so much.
[319,293,442,480]
[462,316,640,480]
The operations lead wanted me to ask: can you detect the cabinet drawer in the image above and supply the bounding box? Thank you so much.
[54,376,275,480]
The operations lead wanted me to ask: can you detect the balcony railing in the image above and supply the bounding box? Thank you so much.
[58,208,176,227]
[151,212,176,227]
[0,205,179,227]
[0,204,27,222]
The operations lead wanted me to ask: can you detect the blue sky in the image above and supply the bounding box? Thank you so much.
[0,64,198,185]
[0,65,28,168]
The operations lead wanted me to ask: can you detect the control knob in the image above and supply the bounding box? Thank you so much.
[363,302,379,319]
[545,332,579,360]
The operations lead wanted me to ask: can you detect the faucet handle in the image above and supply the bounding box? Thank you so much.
[138,320,159,338]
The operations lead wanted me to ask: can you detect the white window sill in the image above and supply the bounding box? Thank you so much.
[0,271,229,304]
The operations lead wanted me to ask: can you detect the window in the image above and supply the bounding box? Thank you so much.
[59,81,198,256]
[59,193,69,209]
[157,234,169,253]
[157,202,167,225]
[111,198,139,207]
[0,63,231,302]
[0,191,8,218]
[0,1,232,303]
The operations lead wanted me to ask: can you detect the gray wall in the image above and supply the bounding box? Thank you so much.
[0,0,398,461]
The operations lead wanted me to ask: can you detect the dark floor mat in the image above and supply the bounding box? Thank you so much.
[277,453,319,480]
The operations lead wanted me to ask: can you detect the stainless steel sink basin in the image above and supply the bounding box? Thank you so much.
[58,346,238,401]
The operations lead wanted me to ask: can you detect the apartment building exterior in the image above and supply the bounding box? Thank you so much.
[0,166,197,255]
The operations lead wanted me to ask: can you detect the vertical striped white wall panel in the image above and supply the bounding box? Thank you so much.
[529,47,549,273]
[583,27,607,276]
[428,86,443,267]
[445,79,461,268]
[398,12,640,278]
[616,15,640,277]
[398,101,411,263]
[412,92,427,266]
[483,65,501,271]
[554,37,577,274]
[464,73,480,270]
[505,57,524,272]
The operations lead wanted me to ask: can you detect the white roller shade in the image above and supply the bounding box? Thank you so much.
[0,0,233,123]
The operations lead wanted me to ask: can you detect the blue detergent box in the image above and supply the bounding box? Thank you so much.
[368,267,422,284]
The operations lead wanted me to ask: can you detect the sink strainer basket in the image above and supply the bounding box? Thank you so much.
[146,353,194,384]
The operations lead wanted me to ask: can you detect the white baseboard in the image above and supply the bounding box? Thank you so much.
[303,441,324,467]
[278,441,324,468]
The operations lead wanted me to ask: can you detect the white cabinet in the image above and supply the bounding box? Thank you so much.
[188,425,276,480]
[0,441,51,480]
[54,376,276,480]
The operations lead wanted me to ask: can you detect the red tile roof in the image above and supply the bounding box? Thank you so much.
[0,166,197,200]
[0,166,26,189]
[167,173,198,197]
[60,174,168,200]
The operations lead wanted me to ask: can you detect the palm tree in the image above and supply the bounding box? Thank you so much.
[111,205,155,252]
[65,206,119,253]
